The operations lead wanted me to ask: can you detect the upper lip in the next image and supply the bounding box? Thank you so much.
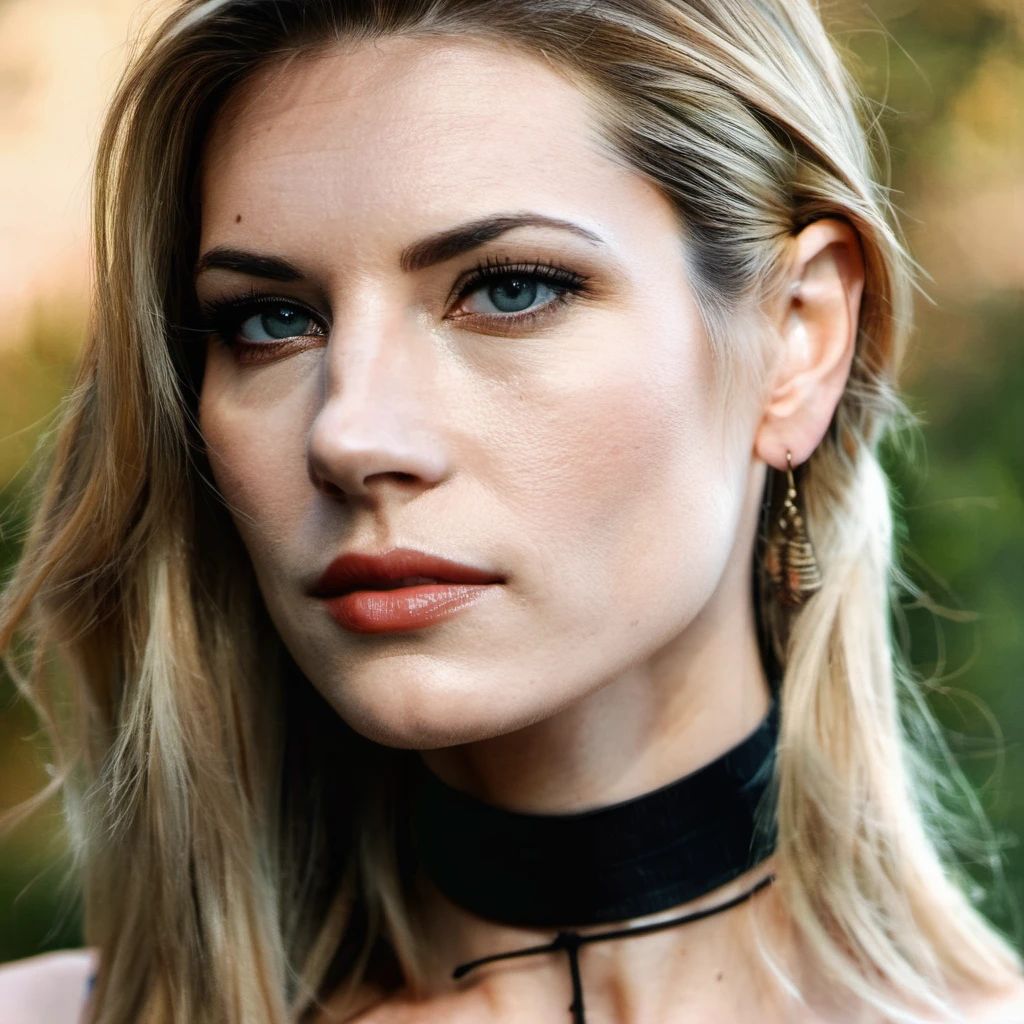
[309,547,505,597]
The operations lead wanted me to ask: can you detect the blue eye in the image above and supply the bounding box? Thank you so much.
[196,258,588,364]
[454,262,589,323]
[198,294,328,355]
[465,276,561,315]
[238,304,315,342]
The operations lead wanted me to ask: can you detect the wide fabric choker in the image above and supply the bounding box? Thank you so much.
[408,699,780,1023]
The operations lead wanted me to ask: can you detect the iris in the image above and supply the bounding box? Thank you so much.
[239,305,312,341]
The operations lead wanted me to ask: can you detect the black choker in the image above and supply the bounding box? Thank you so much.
[409,699,780,1023]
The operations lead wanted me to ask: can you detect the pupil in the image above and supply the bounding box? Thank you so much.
[262,307,308,340]
[491,277,537,313]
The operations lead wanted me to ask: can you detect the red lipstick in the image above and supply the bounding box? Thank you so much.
[310,547,504,634]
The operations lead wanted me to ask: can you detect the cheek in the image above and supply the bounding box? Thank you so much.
[506,323,740,630]
[198,353,313,556]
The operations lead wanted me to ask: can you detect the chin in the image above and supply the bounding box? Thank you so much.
[325,666,548,751]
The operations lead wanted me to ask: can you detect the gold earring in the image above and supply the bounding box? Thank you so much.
[765,451,821,608]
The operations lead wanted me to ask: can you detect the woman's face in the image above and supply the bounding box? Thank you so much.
[196,34,764,749]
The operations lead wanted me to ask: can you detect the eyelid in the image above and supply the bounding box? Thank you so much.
[196,255,591,353]
[442,261,591,335]
[198,290,329,326]
[446,255,588,307]
[197,291,331,349]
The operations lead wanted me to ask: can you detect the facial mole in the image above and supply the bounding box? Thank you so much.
[235,214,242,223]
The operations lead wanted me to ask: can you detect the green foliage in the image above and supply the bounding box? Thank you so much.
[883,293,1024,948]
[0,337,84,958]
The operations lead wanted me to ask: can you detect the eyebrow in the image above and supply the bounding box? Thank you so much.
[194,212,606,281]
[398,213,605,272]
[194,248,304,281]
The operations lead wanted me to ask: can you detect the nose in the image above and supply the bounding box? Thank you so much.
[307,318,450,504]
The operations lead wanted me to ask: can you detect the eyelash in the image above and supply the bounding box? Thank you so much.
[196,258,591,362]
[197,286,325,363]
[449,256,589,324]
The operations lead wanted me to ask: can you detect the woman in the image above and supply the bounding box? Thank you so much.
[0,0,1021,1021]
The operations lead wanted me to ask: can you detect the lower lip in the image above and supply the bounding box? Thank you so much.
[322,583,499,634]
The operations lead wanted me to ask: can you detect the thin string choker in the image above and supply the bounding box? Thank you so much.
[408,698,780,1024]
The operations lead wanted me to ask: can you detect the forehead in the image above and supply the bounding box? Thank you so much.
[199,33,668,254]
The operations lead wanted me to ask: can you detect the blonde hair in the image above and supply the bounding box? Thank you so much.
[1,1,1020,1021]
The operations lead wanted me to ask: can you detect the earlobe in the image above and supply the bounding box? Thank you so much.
[754,218,865,472]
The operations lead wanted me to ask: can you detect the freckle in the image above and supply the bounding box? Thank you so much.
[235,214,242,223]
[716,971,723,982]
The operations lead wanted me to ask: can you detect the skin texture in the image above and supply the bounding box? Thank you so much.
[194,33,868,1023]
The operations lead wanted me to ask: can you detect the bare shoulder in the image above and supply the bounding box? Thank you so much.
[310,982,493,1024]
[0,948,98,1024]
[958,977,1024,1023]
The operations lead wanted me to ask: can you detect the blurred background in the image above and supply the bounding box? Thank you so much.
[0,0,1021,963]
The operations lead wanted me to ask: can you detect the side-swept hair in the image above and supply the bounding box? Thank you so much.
[2,2,1019,1021]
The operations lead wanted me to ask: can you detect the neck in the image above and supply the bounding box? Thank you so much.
[417,585,772,814]
[411,857,792,1021]
[408,584,791,1021]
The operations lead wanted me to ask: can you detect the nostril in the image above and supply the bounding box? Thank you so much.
[316,476,346,498]
[307,430,450,499]
[362,470,421,488]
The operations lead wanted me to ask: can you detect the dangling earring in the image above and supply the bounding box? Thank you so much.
[765,451,821,608]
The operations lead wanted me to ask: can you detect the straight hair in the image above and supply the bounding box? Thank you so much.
[1,1,1020,1021]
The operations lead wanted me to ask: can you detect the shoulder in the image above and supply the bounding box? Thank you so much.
[958,977,1024,1023]
[0,948,98,1024]
[311,982,491,1024]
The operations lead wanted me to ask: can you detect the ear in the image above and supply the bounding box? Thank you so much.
[753,218,865,472]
